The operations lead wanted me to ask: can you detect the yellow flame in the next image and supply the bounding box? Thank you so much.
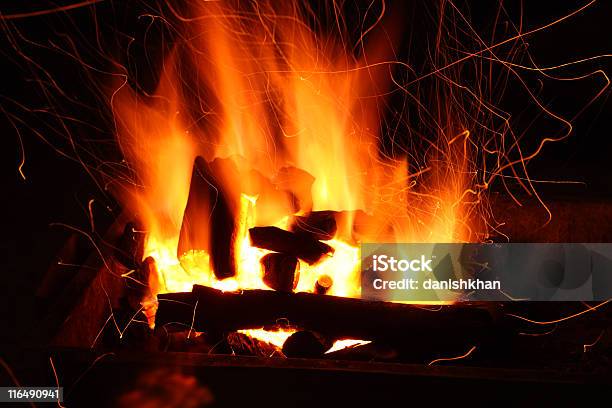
[152,194,362,297]
[238,329,295,349]
[326,339,372,354]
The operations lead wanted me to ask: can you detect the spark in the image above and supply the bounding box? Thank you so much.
[428,345,477,366]
[507,300,611,325]
[404,1,599,88]
[49,223,117,278]
[90,313,113,348]
[49,357,66,408]
[118,305,146,338]
[0,104,27,180]
[3,0,611,348]
[65,353,115,399]
[583,330,605,353]
[87,199,95,232]
[0,359,35,408]
[187,300,199,339]
[0,0,104,21]
[519,327,557,337]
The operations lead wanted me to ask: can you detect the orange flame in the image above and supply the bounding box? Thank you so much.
[111,1,485,343]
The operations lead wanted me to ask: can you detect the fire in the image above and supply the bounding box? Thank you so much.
[238,329,295,351]
[237,328,371,353]
[111,1,485,344]
[326,339,372,354]
[148,193,361,296]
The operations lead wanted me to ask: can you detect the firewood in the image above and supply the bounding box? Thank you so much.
[162,331,213,353]
[243,169,298,222]
[124,256,157,311]
[206,158,240,280]
[114,221,145,270]
[127,256,154,292]
[274,166,315,212]
[290,211,337,241]
[314,274,333,294]
[333,210,393,243]
[103,295,155,350]
[178,156,237,279]
[225,332,282,357]
[155,285,498,343]
[260,253,300,292]
[282,330,331,358]
[249,226,334,265]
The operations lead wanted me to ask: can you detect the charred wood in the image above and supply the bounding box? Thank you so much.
[178,156,238,279]
[282,330,331,358]
[314,274,333,295]
[155,285,498,343]
[114,221,145,270]
[290,211,337,241]
[274,166,315,213]
[260,253,300,292]
[249,226,334,265]
[226,332,282,357]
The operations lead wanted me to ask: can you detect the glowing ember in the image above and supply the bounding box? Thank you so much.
[325,339,372,354]
[237,328,372,354]
[238,329,296,350]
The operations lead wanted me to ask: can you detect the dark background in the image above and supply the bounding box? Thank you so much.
[0,0,610,347]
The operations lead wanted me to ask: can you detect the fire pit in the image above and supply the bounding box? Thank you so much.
[2,0,611,406]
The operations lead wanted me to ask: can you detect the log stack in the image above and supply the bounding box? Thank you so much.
[114,157,502,359]
[155,285,498,343]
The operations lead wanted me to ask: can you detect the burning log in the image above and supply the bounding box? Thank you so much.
[162,331,214,354]
[127,256,155,293]
[282,331,331,358]
[274,166,315,212]
[155,285,497,343]
[107,256,161,349]
[243,169,298,223]
[226,332,281,357]
[124,256,158,311]
[249,226,334,265]
[178,156,238,279]
[333,210,394,243]
[107,258,161,349]
[260,253,300,292]
[114,221,145,270]
[314,274,333,295]
[290,211,337,241]
[284,210,385,243]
